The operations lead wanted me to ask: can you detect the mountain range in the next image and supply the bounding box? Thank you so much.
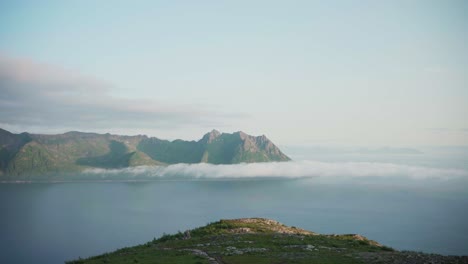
[0,128,290,178]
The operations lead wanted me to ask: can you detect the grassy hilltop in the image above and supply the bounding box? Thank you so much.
[67,218,467,264]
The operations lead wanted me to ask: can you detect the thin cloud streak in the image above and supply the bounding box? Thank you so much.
[84,161,468,180]
[0,55,245,133]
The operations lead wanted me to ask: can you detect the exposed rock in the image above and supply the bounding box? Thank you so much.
[228,218,316,235]
[230,227,252,233]
[183,230,191,240]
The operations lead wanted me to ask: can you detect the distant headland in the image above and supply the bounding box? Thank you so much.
[0,128,290,178]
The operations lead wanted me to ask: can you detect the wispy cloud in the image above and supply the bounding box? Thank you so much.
[0,55,244,133]
[83,161,468,180]
[426,128,468,134]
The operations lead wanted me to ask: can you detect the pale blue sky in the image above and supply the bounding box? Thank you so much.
[0,0,467,146]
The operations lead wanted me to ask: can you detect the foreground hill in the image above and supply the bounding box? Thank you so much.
[0,128,290,178]
[67,218,467,264]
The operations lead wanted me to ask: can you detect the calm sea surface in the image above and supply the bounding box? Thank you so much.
[1,177,467,264]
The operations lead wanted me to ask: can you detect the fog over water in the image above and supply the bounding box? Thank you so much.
[83,146,468,180]
[1,147,467,264]
[1,1,467,263]
[84,160,468,180]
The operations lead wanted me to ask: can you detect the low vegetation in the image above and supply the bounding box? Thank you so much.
[66,218,467,264]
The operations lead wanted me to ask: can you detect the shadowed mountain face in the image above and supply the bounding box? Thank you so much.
[0,128,32,172]
[0,129,290,177]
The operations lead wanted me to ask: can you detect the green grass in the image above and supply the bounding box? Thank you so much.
[69,218,398,264]
[67,247,210,264]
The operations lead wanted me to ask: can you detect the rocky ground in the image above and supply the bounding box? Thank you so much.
[67,218,468,264]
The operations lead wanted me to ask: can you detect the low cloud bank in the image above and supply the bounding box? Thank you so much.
[0,55,242,133]
[83,161,468,180]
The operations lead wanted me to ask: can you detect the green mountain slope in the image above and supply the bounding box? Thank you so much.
[0,128,290,178]
[67,218,466,264]
[0,128,32,174]
[137,138,205,164]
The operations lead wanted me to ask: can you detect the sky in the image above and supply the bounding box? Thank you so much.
[0,0,467,147]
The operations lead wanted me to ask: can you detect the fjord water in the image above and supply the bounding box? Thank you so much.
[1,176,467,264]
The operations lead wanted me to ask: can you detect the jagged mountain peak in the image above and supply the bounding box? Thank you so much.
[201,129,222,143]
